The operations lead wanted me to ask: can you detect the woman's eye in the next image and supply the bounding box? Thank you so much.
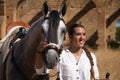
[83,33,86,35]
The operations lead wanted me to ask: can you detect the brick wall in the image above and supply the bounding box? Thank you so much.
[0,0,120,50]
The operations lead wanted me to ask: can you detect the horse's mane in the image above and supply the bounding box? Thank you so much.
[30,16,44,31]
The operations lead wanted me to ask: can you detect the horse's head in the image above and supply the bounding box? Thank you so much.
[39,1,67,69]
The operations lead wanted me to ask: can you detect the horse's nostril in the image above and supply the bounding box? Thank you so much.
[56,57,58,61]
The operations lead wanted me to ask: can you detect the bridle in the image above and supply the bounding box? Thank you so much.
[43,17,65,23]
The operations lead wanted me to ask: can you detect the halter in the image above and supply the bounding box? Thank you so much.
[43,17,65,23]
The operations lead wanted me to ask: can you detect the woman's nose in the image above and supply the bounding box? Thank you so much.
[79,36,82,41]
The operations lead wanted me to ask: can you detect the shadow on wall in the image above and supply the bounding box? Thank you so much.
[66,1,96,28]
[66,1,97,49]
[106,8,120,28]
[86,30,98,49]
[29,11,43,25]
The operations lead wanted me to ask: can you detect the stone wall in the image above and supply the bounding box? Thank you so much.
[0,0,4,39]
[0,0,120,50]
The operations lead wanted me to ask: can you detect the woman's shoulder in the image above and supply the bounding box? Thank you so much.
[60,48,69,57]
[91,52,96,59]
[61,48,69,54]
[82,49,96,59]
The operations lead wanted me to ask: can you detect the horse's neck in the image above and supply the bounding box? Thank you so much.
[12,18,43,78]
[13,25,41,75]
[23,17,43,53]
[18,17,42,55]
[16,27,41,60]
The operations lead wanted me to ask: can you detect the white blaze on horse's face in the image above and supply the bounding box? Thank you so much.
[58,20,66,46]
[42,20,49,34]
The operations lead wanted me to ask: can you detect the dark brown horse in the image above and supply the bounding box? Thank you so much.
[0,1,67,80]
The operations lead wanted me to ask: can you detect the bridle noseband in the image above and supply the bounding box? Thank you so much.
[45,43,63,56]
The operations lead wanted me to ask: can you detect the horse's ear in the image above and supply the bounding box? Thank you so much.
[59,0,67,17]
[42,1,50,15]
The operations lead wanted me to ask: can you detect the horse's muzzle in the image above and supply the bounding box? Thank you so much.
[41,43,62,69]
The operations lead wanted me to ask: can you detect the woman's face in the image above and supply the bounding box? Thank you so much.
[70,27,87,48]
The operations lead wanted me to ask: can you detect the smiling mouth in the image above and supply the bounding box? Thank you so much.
[79,40,83,42]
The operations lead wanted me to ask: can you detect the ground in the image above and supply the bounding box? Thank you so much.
[95,49,120,80]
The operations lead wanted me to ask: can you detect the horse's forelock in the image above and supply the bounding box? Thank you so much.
[47,10,60,43]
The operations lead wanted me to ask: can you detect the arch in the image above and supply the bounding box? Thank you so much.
[16,0,26,9]
[16,0,27,21]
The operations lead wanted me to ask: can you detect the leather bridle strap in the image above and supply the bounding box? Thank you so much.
[45,45,60,53]
[43,17,65,23]
[37,44,63,55]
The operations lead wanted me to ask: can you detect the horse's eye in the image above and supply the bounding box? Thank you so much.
[41,28,45,33]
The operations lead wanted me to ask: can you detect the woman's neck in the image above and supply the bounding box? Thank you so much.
[69,46,83,55]
[69,46,83,62]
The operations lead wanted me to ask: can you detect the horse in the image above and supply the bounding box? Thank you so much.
[0,1,67,80]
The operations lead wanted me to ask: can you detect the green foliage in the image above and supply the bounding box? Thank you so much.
[107,40,120,49]
[115,27,120,41]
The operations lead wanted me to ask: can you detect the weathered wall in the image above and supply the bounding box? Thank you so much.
[0,0,120,50]
[0,0,4,39]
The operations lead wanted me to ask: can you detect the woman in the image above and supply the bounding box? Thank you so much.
[58,23,99,80]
